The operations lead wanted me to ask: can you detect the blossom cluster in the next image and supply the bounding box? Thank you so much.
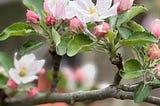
[26,0,134,37]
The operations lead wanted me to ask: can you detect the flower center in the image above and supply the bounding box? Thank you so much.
[89,7,96,14]
[19,67,27,77]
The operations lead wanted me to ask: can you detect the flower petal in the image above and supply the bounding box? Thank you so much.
[74,0,95,10]
[9,68,21,84]
[20,76,38,84]
[96,0,112,11]
[19,53,36,65]
[27,60,45,75]
[99,2,119,19]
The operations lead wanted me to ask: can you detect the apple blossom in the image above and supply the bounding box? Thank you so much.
[27,87,39,98]
[94,22,110,37]
[114,0,134,11]
[69,0,119,23]
[7,78,18,89]
[26,10,39,23]
[9,53,45,84]
[151,19,160,39]
[44,0,75,19]
[69,17,84,32]
[148,43,160,60]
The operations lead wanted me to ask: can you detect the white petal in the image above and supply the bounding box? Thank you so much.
[75,0,95,10]
[96,0,112,11]
[20,76,38,84]
[14,53,21,73]
[9,68,21,84]
[99,2,119,19]
[27,60,45,75]
[19,54,36,65]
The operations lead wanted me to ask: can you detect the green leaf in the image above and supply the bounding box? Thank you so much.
[57,71,67,89]
[121,32,158,45]
[0,22,36,41]
[120,59,144,79]
[124,59,141,72]
[128,21,145,32]
[118,27,132,39]
[117,6,147,27]
[109,16,117,30]
[134,83,151,103]
[0,74,8,88]
[52,27,61,46]
[0,52,13,77]
[23,0,44,18]
[67,34,93,56]
[120,70,145,79]
[56,35,71,56]
[19,39,44,55]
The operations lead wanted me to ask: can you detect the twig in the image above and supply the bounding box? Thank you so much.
[49,44,62,92]
[4,85,160,106]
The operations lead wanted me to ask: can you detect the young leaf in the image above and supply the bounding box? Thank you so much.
[19,39,44,56]
[128,21,145,32]
[52,27,61,46]
[56,35,71,56]
[118,27,132,39]
[120,59,144,79]
[117,6,147,27]
[0,74,8,88]
[67,34,93,56]
[134,83,151,103]
[0,22,36,41]
[0,52,13,71]
[121,32,158,45]
[23,0,44,18]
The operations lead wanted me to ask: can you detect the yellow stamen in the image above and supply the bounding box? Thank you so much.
[89,7,96,14]
[19,67,27,77]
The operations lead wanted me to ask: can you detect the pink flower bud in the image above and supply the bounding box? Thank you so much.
[45,15,56,26]
[148,43,160,60]
[114,0,134,11]
[75,69,85,82]
[27,87,39,98]
[151,19,160,39]
[155,64,160,71]
[94,22,110,37]
[37,68,46,75]
[69,17,84,32]
[7,78,18,89]
[26,10,39,23]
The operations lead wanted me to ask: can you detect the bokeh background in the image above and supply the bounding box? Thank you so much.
[0,0,160,106]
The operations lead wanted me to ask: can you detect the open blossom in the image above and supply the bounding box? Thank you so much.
[69,0,119,23]
[69,17,84,32]
[44,0,75,19]
[9,53,45,84]
[7,78,18,89]
[26,10,39,23]
[27,87,39,98]
[114,0,134,11]
[151,19,160,39]
[94,22,110,37]
[148,43,160,60]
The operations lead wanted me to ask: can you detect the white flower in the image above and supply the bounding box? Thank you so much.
[70,0,120,23]
[9,53,45,84]
[44,0,75,19]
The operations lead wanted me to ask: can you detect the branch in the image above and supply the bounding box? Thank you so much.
[49,45,62,92]
[3,85,160,106]
[110,53,123,85]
